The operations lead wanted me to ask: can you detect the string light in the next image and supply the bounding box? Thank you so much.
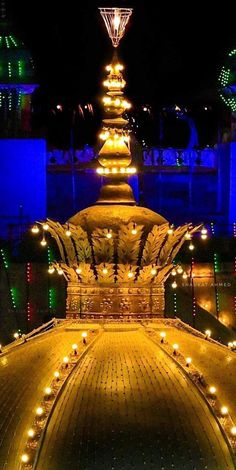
[171,268,177,276]
[31,224,39,234]
[189,242,194,251]
[210,222,215,236]
[173,292,177,314]
[48,265,55,274]
[40,236,47,247]
[171,280,177,289]
[177,266,183,274]
[43,223,49,231]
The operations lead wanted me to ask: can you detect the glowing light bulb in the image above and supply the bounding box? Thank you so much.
[189,242,194,251]
[14,332,19,339]
[160,332,166,343]
[167,225,174,235]
[82,332,87,338]
[27,428,35,438]
[40,237,47,247]
[201,227,207,235]
[201,234,207,240]
[54,371,60,379]
[63,356,69,364]
[221,406,228,415]
[57,268,63,275]
[171,269,177,276]
[173,344,179,355]
[186,357,192,366]
[36,407,43,416]
[106,230,112,239]
[228,342,233,348]
[113,13,121,29]
[48,265,55,274]
[65,226,71,237]
[45,387,52,395]
[177,266,183,274]
[76,267,82,275]
[72,343,78,351]
[131,223,137,235]
[21,454,29,463]
[231,427,236,436]
[43,223,49,231]
[97,168,103,175]
[128,271,134,278]
[182,272,188,279]
[171,280,177,289]
[151,267,157,276]
[112,168,118,174]
[209,386,217,395]
[31,224,39,234]
[185,232,191,240]
[102,266,108,274]
[205,329,211,338]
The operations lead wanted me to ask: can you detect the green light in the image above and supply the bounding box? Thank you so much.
[5,37,10,49]
[8,62,12,78]
[49,287,56,309]
[18,60,23,77]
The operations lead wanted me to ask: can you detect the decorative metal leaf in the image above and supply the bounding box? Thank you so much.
[158,225,188,265]
[137,265,158,284]
[79,263,96,284]
[96,263,115,283]
[141,223,169,266]
[154,264,173,284]
[117,223,143,264]
[92,228,114,264]
[43,219,66,262]
[170,224,201,263]
[117,263,138,282]
[70,225,92,263]
[59,263,78,282]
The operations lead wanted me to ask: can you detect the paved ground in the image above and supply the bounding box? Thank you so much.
[0,324,90,470]
[36,329,233,470]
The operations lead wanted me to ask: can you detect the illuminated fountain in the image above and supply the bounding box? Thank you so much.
[34,8,200,319]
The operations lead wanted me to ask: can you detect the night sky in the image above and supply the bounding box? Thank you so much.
[7,0,236,108]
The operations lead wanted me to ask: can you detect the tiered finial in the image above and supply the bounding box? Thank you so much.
[99,8,133,48]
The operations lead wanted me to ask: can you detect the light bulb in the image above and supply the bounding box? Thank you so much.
[177,266,183,274]
[76,267,82,275]
[66,228,71,237]
[31,224,39,234]
[45,387,52,395]
[106,230,112,239]
[63,356,69,364]
[221,406,228,415]
[185,232,191,240]
[21,454,29,463]
[36,407,43,416]
[151,267,157,276]
[171,269,177,276]
[82,332,87,338]
[189,242,194,251]
[27,428,35,438]
[131,224,137,235]
[40,237,47,247]
[172,281,177,289]
[128,271,134,278]
[173,343,179,350]
[182,272,188,279]
[113,13,121,29]
[102,267,108,275]
[186,357,192,366]
[205,329,211,338]
[57,268,63,275]
[167,225,174,235]
[43,223,49,231]
[209,386,217,395]
[54,371,60,379]
[48,266,55,274]
[72,343,78,351]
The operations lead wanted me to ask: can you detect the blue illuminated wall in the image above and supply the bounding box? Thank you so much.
[229,143,236,224]
[0,139,46,236]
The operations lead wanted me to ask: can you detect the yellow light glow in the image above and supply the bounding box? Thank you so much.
[231,427,236,436]
[106,65,111,72]
[27,428,35,438]
[31,224,39,234]
[160,332,166,338]
[21,454,29,463]
[201,227,208,235]
[201,234,207,240]
[45,387,52,395]
[167,226,174,235]
[76,267,82,275]
[221,406,228,415]
[120,168,125,173]
[182,272,188,279]
[228,342,233,348]
[82,332,87,338]
[102,267,108,274]
[173,343,179,350]
[40,237,47,247]
[43,223,49,231]
[72,343,78,350]
[36,406,43,416]
[14,332,19,339]
[189,242,194,251]
[97,168,104,175]
[151,268,157,276]
[209,386,217,395]
[128,271,134,278]
[233,341,236,346]
[113,14,121,29]
[171,280,177,289]
[48,266,55,274]
[57,268,63,275]
[54,371,60,379]
[186,357,192,365]
[63,356,69,364]
[185,232,191,240]
[171,269,177,276]
[106,230,112,239]
[205,329,211,337]
[66,229,71,237]
[111,167,118,174]
[177,266,183,274]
